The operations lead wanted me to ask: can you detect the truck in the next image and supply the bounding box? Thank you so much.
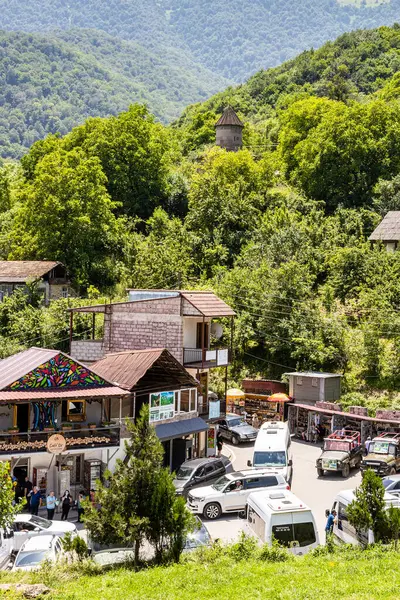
[360,432,400,477]
[316,430,363,478]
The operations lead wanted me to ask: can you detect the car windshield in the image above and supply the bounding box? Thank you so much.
[369,441,395,455]
[15,550,51,567]
[253,451,286,468]
[227,419,245,427]
[176,466,194,480]
[28,515,51,529]
[212,475,230,491]
[383,478,395,489]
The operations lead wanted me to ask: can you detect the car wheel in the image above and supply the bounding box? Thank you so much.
[317,468,324,477]
[203,503,222,520]
[342,464,350,478]
[231,435,239,446]
[390,467,396,475]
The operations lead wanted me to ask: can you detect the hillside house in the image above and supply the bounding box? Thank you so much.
[0,261,71,305]
[369,211,400,252]
[284,372,342,405]
[0,347,128,499]
[92,348,208,471]
[69,289,236,420]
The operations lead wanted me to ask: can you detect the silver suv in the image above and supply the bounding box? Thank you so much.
[187,469,288,520]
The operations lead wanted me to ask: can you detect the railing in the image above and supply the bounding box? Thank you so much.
[0,425,120,455]
[183,347,230,367]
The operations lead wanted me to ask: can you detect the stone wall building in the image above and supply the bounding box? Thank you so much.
[215,106,244,151]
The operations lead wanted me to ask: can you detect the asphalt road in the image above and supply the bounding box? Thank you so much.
[203,438,362,544]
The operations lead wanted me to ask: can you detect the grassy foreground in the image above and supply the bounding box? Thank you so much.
[1,546,400,600]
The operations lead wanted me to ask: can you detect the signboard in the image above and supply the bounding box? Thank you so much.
[47,434,67,454]
[217,349,229,366]
[209,400,221,419]
[150,391,175,422]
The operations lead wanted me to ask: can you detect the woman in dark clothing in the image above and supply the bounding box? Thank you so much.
[60,490,72,521]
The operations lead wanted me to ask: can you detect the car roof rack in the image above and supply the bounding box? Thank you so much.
[375,432,400,441]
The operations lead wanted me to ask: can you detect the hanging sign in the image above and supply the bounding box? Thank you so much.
[47,434,67,454]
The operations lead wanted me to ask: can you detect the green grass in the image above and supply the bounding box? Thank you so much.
[1,548,400,599]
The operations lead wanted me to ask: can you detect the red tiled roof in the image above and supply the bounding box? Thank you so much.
[0,261,61,281]
[292,403,400,425]
[0,386,128,403]
[181,292,236,317]
[215,107,244,128]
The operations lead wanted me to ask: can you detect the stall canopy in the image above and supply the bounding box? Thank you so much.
[268,393,291,402]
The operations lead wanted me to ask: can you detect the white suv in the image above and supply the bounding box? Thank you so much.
[187,469,289,520]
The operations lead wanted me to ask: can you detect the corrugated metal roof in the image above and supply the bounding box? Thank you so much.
[0,386,128,402]
[292,403,400,425]
[284,372,341,379]
[93,348,198,391]
[181,292,236,317]
[155,417,208,441]
[369,211,400,241]
[93,349,165,390]
[0,348,59,390]
[0,261,61,279]
[215,107,244,128]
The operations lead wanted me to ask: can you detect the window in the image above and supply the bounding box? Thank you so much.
[338,501,367,544]
[297,377,303,386]
[247,506,265,541]
[204,465,215,475]
[62,399,86,422]
[189,388,197,412]
[312,378,318,387]
[196,322,209,349]
[272,522,316,548]
[180,390,190,413]
[244,476,278,490]
[61,287,69,299]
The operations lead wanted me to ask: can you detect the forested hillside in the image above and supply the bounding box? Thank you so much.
[0,25,400,411]
[3,0,400,81]
[0,30,228,158]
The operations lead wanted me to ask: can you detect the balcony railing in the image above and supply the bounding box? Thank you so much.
[0,425,120,455]
[183,347,230,368]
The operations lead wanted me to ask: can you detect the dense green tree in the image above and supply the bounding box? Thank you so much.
[0,462,23,530]
[347,470,387,543]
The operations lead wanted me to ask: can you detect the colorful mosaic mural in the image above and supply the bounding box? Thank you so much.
[6,353,108,391]
[32,401,56,430]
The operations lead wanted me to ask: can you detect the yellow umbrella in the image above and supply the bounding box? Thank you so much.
[268,393,290,402]
[226,388,245,398]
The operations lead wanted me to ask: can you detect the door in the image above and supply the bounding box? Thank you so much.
[15,404,29,432]
[171,438,187,473]
[222,479,247,512]
[217,420,229,440]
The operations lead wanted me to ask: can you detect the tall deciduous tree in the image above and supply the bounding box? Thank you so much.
[0,462,23,530]
[347,470,387,543]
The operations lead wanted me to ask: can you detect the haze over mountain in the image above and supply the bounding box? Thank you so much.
[3,0,400,156]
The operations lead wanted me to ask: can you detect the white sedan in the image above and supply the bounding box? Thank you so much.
[13,535,63,571]
[12,514,76,551]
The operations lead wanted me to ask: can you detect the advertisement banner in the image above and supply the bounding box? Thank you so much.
[209,400,221,419]
[149,391,175,422]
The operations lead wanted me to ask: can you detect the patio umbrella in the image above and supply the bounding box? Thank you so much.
[268,393,290,402]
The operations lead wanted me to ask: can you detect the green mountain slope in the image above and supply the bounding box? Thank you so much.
[0,29,228,158]
[176,25,400,146]
[3,0,400,81]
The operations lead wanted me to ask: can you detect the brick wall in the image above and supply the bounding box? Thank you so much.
[104,297,184,362]
[70,340,105,363]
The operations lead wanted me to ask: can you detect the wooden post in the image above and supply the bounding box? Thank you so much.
[92,313,96,340]
[69,311,73,354]
[201,316,205,369]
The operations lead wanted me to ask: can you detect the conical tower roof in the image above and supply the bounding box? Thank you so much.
[215,106,244,128]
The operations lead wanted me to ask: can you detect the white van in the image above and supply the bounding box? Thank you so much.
[248,421,293,482]
[331,489,400,545]
[244,490,319,555]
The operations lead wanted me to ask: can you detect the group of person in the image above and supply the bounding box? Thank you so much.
[18,476,90,523]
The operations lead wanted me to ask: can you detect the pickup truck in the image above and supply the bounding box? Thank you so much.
[316,430,363,478]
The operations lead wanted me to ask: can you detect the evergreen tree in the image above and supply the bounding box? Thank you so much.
[83,405,194,565]
[347,469,387,543]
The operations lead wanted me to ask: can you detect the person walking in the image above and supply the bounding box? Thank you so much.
[77,491,86,523]
[46,491,57,520]
[30,486,42,516]
[252,413,259,429]
[24,477,33,512]
[60,491,72,521]
[216,433,223,458]
[365,436,372,456]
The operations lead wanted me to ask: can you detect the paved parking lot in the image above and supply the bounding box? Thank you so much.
[202,438,362,544]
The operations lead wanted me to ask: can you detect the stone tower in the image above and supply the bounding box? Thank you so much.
[215,106,244,152]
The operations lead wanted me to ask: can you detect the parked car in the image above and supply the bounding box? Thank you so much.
[183,517,211,552]
[12,514,76,552]
[316,430,363,478]
[173,456,233,497]
[187,469,289,520]
[13,535,64,571]
[217,414,258,445]
[248,421,293,483]
[0,529,13,570]
[382,474,400,496]
[361,433,400,476]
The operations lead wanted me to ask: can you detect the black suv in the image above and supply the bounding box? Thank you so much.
[173,456,233,497]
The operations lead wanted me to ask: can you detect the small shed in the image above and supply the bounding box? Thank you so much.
[284,372,341,405]
[369,211,400,252]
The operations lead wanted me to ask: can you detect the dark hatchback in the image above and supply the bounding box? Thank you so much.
[173,456,233,498]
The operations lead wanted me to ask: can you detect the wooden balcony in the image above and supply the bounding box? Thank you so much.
[183,347,230,369]
[0,425,120,455]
